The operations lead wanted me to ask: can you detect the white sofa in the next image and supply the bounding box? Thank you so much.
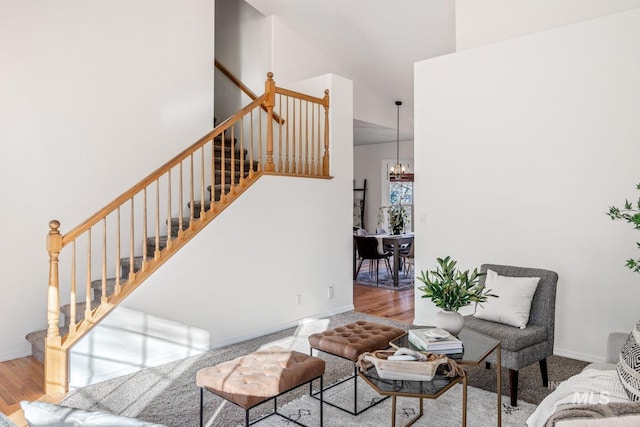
[527,332,640,426]
[18,401,166,427]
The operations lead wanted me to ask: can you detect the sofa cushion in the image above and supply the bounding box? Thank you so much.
[464,315,546,352]
[473,269,540,329]
[20,401,166,427]
[617,320,640,402]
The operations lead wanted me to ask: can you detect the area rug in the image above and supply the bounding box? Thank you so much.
[60,311,582,426]
[243,380,536,427]
[61,312,399,426]
[354,270,414,290]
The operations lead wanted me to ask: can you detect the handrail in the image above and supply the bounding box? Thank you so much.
[61,95,266,246]
[45,72,330,394]
[276,87,327,106]
[215,59,284,125]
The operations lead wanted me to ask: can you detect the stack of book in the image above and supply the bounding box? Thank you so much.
[408,328,464,354]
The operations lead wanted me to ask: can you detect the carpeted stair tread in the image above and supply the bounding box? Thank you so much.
[120,256,152,281]
[212,157,258,172]
[169,218,191,236]
[90,277,119,300]
[60,300,101,329]
[146,235,171,253]
[213,135,237,145]
[211,169,250,184]
[189,201,213,218]
[213,146,247,158]
[206,183,236,200]
[26,326,69,363]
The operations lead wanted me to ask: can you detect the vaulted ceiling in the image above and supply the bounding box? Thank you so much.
[245,0,456,144]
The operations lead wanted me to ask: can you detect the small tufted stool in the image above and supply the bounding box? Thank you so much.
[308,320,406,415]
[196,345,325,427]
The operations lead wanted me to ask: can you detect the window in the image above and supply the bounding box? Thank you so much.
[389,181,413,231]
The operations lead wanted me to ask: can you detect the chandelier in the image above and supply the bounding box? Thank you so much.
[389,100,405,181]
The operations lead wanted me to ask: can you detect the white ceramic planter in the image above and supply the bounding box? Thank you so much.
[434,310,464,336]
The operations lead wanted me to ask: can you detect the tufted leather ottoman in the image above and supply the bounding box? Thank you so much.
[309,320,406,361]
[196,345,325,427]
[308,320,406,415]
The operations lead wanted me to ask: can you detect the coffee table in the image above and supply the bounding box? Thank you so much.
[358,362,466,427]
[387,328,502,427]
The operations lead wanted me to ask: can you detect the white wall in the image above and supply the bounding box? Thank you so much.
[271,16,349,89]
[456,0,640,50]
[353,82,413,135]
[69,74,354,387]
[354,140,414,233]
[214,0,272,122]
[270,16,408,132]
[213,4,406,132]
[0,0,215,361]
[414,9,640,362]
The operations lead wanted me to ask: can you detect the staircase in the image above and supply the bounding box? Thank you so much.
[26,136,254,363]
[38,71,331,394]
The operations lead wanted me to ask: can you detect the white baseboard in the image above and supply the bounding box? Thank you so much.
[0,346,32,362]
[554,347,602,363]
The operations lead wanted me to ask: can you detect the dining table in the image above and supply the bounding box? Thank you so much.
[373,232,414,287]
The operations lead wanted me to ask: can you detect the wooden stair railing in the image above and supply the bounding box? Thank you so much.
[44,72,330,394]
[215,60,285,125]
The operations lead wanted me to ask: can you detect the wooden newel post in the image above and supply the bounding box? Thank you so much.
[46,220,62,340]
[45,219,67,393]
[265,72,276,172]
[322,89,330,176]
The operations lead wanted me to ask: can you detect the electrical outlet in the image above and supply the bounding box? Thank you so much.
[328,286,334,299]
[296,294,302,305]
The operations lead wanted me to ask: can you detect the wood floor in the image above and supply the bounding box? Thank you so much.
[0,283,413,422]
[353,283,414,323]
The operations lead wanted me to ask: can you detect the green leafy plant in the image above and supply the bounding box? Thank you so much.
[417,256,497,311]
[607,182,640,274]
[377,205,408,235]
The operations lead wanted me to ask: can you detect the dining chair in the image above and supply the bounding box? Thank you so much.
[353,235,393,285]
[355,228,368,236]
[400,241,414,280]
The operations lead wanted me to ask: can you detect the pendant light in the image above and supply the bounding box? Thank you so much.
[390,100,405,181]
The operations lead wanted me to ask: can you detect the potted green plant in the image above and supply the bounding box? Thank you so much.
[377,205,409,235]
[417,256,497,335]
[607,182,640,274]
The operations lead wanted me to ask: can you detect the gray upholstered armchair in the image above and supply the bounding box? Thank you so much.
[464,264,559,407]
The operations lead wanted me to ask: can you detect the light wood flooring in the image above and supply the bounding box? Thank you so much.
[0,283,413,423]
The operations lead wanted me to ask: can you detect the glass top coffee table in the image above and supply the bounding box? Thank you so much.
[358,362,467,427]
[359,327,502,427]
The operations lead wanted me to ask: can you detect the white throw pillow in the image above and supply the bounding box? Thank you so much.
[473,269,540,329]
